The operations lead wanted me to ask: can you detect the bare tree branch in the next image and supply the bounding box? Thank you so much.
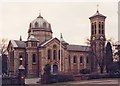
[85,38,91,45]
[0,38,8,55]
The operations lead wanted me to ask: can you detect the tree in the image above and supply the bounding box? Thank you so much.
[85,38,105,73]
[0,38,8,74]
[91,49,105,74]
[0,38,8,55]
[85,38,91,46]
[85,38,95,72]
[114,41,120,61]
[105,42,113,73]
[44,64,51,75]
[114,41,120,70]
[2,54,8,74]
[41,64,51,84]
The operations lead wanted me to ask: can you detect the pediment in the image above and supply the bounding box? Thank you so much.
[40,37,65,48]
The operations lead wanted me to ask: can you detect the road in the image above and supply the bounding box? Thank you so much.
[25,78,120,86]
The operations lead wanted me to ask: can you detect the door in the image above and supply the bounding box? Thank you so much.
[53,64,58,73]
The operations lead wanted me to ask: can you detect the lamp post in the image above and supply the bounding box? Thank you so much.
[18,57,25,85]
[18,65,25,85]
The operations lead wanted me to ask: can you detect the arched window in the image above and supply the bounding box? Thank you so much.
[58,50,60,60]
[80,56,83,63]
[102,30,104,34]
[102,22,104,34]
[94,22,96,34]
[19,55,23,65]
[53,50,56,60]
[35,21,38,28]
[73,56,77,63]
[91,23,94,35]
[99,22,101,29]
[58,50,62,60]
[32,54,36,63]
[48,49,51,60]
[99,22,101,34]
[102,22,104,29]
[43,22,46,28]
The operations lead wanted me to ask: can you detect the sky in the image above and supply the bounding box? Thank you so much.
[0,1,118,45]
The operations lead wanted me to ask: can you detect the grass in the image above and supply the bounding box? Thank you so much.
[25,84,118,86]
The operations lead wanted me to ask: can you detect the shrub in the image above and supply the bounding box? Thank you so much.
[50,74,74,83]
[58,74,74,82]
[50,74,58,83]
[88,73,120,80]
[88,74,100,79]
[44,64,51,75]
[80,69,91,74]
[41,64,51,84]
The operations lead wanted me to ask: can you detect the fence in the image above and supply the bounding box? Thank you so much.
[2,76,19,85]
[2,75,25,85]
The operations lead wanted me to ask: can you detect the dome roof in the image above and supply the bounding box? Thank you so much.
[29,13,52,32]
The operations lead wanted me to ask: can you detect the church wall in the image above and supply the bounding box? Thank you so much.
[26,48,38,77]
[68,51,90,74]
[39,41,67,74]
[12,48,25,75]
[63,50,69,73]
[39,48,46,75]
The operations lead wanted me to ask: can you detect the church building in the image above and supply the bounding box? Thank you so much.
[7,10,106,77]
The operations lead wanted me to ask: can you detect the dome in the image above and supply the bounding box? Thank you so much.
[29,13,52,32]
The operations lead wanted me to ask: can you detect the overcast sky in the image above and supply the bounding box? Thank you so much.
[0,1,118,45]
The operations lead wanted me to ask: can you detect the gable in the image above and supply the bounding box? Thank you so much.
[7,40,14,52]
[14,40,25,48]
[40,37,65,48]
[7,40,25,52]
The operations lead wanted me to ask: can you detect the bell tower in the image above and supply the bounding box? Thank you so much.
[89,9,106,72]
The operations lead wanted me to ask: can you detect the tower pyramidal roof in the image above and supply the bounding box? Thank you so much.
[89,5,106,19]
[89,10,106,19]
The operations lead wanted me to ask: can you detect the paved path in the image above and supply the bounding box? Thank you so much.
[25,78,40,84]
[25,78,120,85]
[67,79,119,84]
[58,79,120,85]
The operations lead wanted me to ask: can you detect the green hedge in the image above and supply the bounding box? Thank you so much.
[80,69,91,74]
[58,74,74,82]
[50,74,74,83]
[88,73,120,80]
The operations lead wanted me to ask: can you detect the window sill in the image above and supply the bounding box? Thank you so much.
[32,63,36,65]
[80,63,83,65]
